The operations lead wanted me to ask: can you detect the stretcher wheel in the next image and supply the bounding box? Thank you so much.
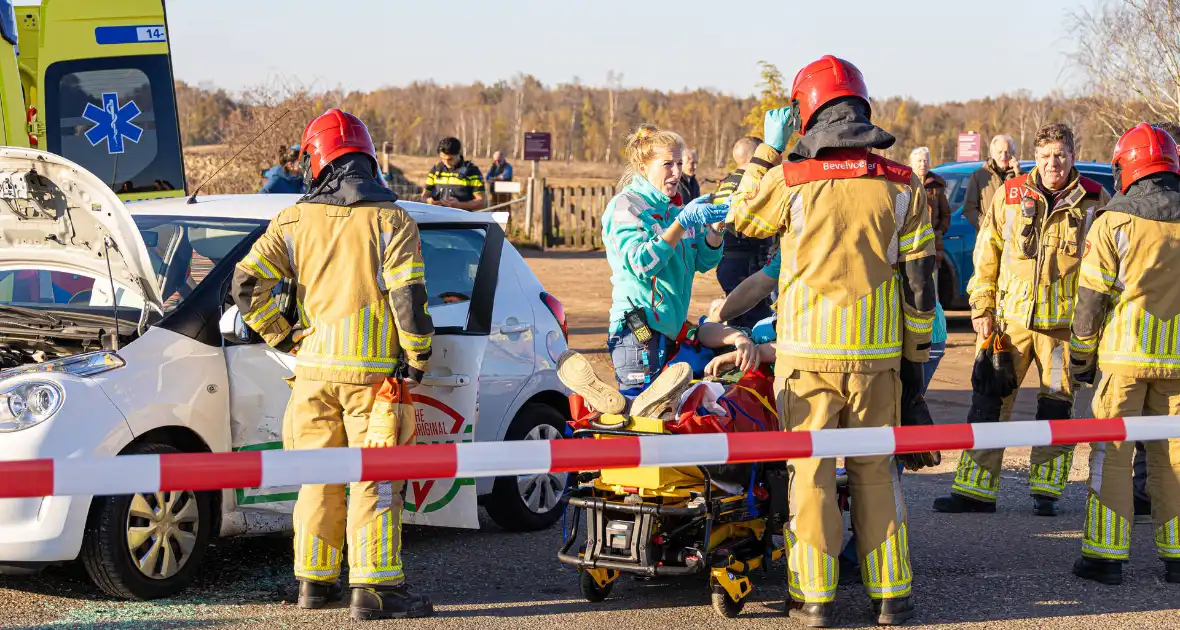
[579,569,615,602]
[711,584,746,618]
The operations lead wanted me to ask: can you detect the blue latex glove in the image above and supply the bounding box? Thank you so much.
[677,194,729,229]
[763,106,797,152]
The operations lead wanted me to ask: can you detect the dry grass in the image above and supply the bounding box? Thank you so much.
[183,146,730,195]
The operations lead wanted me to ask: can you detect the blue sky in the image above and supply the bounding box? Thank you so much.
[166,0,1095,103]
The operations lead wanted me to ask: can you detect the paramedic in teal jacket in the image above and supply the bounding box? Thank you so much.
[602,124,729,395]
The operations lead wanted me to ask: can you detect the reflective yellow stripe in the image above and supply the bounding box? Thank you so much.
[294,529,343,581]
[779,274,903,362]
[240,252,282,279]
[1095,301,1180,371]
[899,223,934,254]
[1030,451,1072,497]
[951,451,998,500]
[1080,261,1116,287]
[1082,493,1131,560]
[348,510,404,584]
[862,524,913,599]
[384,261,425,289]
[786,530,837,603]
[1157,517,1180,559]
[244,298,281,328]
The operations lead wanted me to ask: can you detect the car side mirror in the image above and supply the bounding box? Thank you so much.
[220,305,261,345]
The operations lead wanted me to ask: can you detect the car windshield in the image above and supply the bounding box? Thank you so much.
[0,216,262,316]
[137,216,264,312]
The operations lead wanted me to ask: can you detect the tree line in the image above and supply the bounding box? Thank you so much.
[182,0,1180,175]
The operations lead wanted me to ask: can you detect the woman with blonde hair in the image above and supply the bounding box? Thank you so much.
[558,124,748,419]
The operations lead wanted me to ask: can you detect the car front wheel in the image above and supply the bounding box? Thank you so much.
[485,402,568,532]
[79,441,214,600]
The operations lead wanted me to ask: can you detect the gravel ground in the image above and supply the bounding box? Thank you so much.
[2,251,1178,629]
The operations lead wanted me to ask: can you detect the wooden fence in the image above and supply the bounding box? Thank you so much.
[504,179,614,250]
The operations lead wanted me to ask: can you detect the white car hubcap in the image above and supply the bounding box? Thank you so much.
[517,423,566,513]
[126,491,200,580]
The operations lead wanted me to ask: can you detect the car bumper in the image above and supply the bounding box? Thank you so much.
[0,375,133,563]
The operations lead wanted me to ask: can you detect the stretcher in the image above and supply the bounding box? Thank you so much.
[557,374,853,618]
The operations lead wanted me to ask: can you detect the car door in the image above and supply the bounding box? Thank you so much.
[474,243,536,445]
[220,219,498,530]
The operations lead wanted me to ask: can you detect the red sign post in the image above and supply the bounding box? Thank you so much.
[957,133,982,162]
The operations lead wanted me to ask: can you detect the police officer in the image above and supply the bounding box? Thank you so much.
[233,109,435,620]
[934,123,1110,517]
[725,56,936,626]
[1069,123,1180,586]
[421,137,486,210]
[714,136,775,329]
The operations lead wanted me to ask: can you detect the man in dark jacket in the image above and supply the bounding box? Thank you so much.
[421,137,485,210]
[714,136,774,328]
[910,147,951,262]
[679,148,701,200]
[962,134,1020,229]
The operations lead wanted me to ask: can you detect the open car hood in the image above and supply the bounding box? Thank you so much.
[0,148,163,310]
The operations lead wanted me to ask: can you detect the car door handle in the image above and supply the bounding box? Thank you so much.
[419,374,472,388]
[499,323,532,334]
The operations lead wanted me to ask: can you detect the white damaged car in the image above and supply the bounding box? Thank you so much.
[0,148,571,599]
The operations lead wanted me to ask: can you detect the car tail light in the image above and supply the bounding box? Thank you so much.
[540,292,567,340]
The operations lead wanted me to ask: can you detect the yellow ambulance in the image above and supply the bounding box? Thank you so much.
[5,0,185,201]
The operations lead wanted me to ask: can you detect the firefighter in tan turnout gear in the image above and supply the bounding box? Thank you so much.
[934,123,1111,517]
[724,55,937,627]
[1069,123,1180,586]
[232,109,435,620]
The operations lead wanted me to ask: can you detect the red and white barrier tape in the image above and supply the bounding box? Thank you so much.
[1,417,1178,499]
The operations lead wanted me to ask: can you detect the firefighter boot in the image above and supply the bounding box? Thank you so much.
[630,362,693,419]
[932,494,996,513]
[1033,496,1059,517]
[1165,560,1180,584]
[557,350,626,414]
[298,579,344,609]
[349,585,435,620]
[1072,557,1122,585]
[786,599,835,628]
[872,597,915,626]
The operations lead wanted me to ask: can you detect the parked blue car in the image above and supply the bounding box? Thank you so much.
[932,160,1116,310]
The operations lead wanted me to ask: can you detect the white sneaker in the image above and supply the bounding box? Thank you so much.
[630,363,693,419]
[557,350,625,414]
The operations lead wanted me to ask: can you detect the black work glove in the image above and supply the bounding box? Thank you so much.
[970,333,997,395]
[899,358,926,408]
[966,390,1003,423]
[898,358,941,471]
[1071,356,1097,386]
[991,334,1019,398]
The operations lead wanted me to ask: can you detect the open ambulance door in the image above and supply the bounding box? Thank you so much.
[0,1,27,147]
[33,0,185,202]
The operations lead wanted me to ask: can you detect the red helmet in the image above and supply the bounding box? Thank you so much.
[1112,123,1180,193]
[298,109,377,180]
[790,55,870,134]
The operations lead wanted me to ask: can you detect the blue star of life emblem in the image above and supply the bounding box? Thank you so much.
[81,92,143,154]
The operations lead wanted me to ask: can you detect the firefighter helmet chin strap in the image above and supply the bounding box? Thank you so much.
[299,150,316,191]
[787,100,802,134]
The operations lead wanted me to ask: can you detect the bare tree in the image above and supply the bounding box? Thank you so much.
[605,71,622,163]
[1070,0,1180,140]
[511,75,526,160]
